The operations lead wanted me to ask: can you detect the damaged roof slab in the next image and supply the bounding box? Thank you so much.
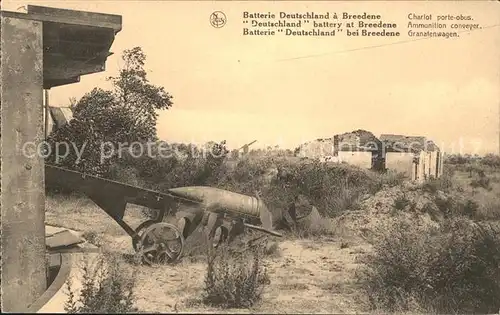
[1,5,122,89]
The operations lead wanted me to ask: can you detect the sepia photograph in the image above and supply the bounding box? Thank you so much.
[1,0,499,313]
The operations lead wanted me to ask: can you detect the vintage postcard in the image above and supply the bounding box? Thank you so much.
[1,0,499,313]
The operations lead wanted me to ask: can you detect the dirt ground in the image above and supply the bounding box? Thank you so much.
[45,196,371,313]
[111,236,369,314]
[43,167,500,313]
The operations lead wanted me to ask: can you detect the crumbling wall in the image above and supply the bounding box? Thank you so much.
[416,151,426,181]
[338,151,372,169]
[335,129,382,152]
[295,138,335,159]
[429,151,440,178]
[385,152,415,179]
[438,152,444,177]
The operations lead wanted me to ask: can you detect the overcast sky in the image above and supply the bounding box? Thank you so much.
[3,0,500,154]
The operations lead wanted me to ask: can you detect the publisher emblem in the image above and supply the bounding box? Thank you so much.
[210,11,226,28]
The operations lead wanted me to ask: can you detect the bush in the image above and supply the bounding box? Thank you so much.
[463,199,480,218]
[359,216,500,313]
[422,173,454,194]
[369,170,406,192]
[476,194,500,221]
[111,151,390,221]
[481,154,500,168]
[107,147,396,229]
[470,174,491,190]
[444,153,478,165]
[431,193,480,220]
[393,193,410,210]
[109,141,228,190]
[217,156,379,218]
[64,253,138,313]
[202,244,270,308]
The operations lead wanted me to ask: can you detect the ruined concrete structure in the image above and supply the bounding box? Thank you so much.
[295,130,382,170]
[1,5,121,311]
[294,137,335,159]
[380,134,443,181]
[295,129,444,181]
[333,129,382,170]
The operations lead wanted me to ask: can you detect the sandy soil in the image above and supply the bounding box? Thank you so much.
[45,196,371,313]
[107,236,370,314]
[43,168,500,313]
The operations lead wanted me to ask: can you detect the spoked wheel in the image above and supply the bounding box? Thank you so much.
[137,222,185,265]
[132,219,156,251]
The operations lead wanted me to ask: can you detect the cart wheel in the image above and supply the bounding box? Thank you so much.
[137,222,185,265]
[132,220,156,251]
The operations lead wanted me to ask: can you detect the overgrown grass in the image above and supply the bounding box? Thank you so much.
[445,153,500,169]
[112,151,406,223]
[359,216,500,314]
[202,243,270,309]
[393,193,410,210]
[64,252,139,313]
[476,192,500,220]
[470,173,492,190]
[369,170,407,192]
[358,162,500,313]
[50,144,410,245]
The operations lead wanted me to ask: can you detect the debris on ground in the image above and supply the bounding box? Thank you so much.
[45,225,95,252]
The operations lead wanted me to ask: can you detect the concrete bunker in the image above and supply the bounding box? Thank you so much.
[294,130,444,181]
[1,5,122,312]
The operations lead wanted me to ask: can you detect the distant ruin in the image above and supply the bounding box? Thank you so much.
[295,129,444,181]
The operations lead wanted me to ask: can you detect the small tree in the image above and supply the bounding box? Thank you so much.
[107,46,173,142]
[46,47,173,176]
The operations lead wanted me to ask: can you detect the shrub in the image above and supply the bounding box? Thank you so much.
[64,253,138,313]
[476,195,500,220]
[109,140,229,190]
[470,174,491,190]
[444,154,478,165]
[359,216,500,313]
[433,193,480,219]
[480,154,500,168]
[369,170,406,192]
[393,193,410,210]
[110,147,393,225]
[462,199,480,218]
[202,244,270,308]
[217,156,378,218]
[422,174,453,194]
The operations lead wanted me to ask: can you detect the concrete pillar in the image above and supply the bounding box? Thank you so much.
[439,151,444,177]
[1,15,47,312]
